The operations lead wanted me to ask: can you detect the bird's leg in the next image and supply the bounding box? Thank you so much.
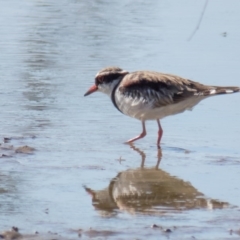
[157,119,163,147]
[125,121,146,143]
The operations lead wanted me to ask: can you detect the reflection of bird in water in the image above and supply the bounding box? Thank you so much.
[84,145,228,215]
[84,67,240,147]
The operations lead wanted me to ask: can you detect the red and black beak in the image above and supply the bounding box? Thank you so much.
[84,85,98,96]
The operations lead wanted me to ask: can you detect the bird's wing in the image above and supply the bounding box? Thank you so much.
[117,71,209,108]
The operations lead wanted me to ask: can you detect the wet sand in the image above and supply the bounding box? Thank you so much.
[1,0,240,239]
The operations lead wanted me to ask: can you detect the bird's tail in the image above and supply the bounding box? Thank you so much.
[205,86,240,96]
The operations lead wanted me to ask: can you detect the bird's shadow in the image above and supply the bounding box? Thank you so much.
[128,142,163,168]
[84,145,228,216]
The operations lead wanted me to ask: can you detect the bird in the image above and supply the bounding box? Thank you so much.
[84,67,239,147]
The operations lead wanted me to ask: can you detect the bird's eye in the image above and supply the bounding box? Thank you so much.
[98,76,104,83]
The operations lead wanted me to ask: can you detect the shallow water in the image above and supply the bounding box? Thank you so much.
[1,0,240,239]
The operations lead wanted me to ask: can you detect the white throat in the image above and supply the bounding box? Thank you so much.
[98,78,121,97]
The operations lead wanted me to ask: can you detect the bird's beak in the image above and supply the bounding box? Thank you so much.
[84,85,98,96]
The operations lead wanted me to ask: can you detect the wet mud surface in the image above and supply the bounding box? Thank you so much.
[1,0,240,239]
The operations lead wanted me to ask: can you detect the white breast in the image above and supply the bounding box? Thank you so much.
[114,90,206,121]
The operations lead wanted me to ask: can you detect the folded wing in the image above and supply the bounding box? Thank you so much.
[118,71,209,108]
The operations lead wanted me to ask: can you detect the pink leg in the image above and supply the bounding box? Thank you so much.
[157,119,163,147]
[126,121,147,143]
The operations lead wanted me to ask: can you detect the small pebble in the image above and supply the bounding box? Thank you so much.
[12,227,18,232]
[3,137,11,143]
[15,145,35,154]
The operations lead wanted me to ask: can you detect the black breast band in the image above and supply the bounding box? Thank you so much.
[111,80,123,114]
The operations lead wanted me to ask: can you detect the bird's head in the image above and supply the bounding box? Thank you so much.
[84,67,128,97]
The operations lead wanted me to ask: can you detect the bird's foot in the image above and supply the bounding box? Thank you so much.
[125,132,146,144]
